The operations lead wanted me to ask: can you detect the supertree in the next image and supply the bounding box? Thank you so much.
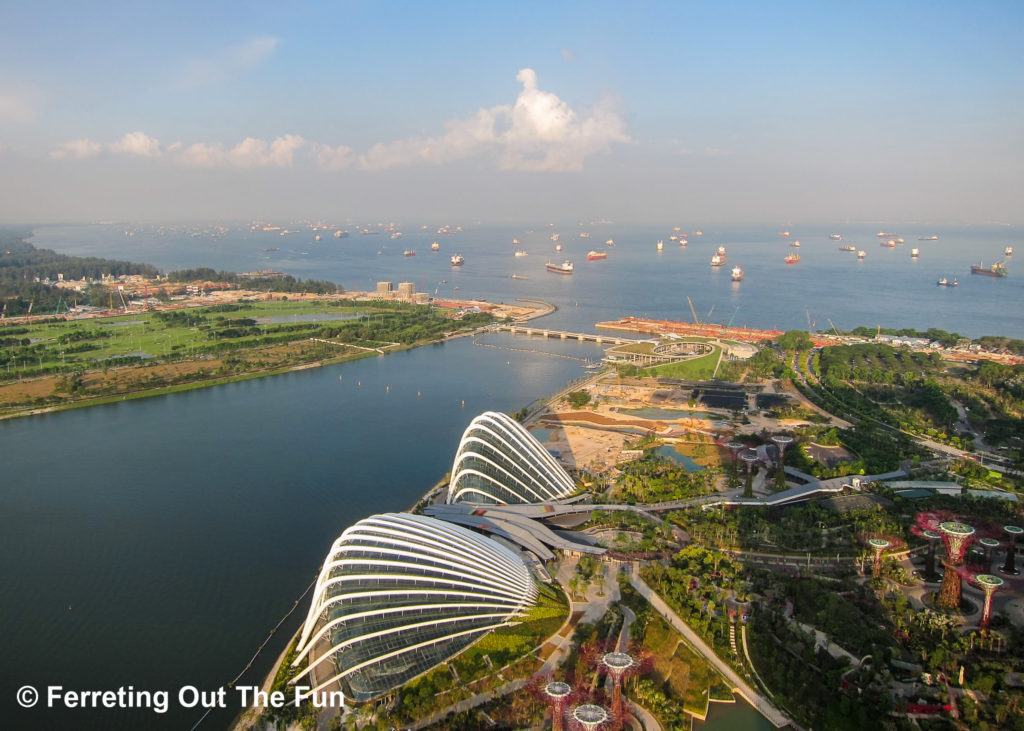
[920,530,943,582]
[771,435,793,491]
[937,521,976,610]
[740,451,758,499]
[569,704,612,731]
[1001,525,1022,575]
[539,681,574,731]
[867,538,890,578]
[725,441,745,488]
[972,574,1005,634]
[600,652,641,730]
[977,537,1001,574]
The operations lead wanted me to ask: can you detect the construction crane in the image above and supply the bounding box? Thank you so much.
[806,309,816,331]
[687,296,700,325]
[725,306,740,330]
[706,304,715,322]
[828,319,841,338]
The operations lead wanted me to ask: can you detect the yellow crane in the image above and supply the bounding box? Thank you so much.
[687,296,700,325]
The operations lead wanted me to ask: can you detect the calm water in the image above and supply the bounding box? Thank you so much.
[0,336,604,729]
[29,222,1024,338]
[5,221,1020,729]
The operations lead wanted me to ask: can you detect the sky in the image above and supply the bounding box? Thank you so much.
[0,0,1021,225]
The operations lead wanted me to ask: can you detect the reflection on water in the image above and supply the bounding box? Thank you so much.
[654,444,705,472]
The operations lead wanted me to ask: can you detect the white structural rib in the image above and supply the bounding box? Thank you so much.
[292,512,537,701]
[447,411,576,504]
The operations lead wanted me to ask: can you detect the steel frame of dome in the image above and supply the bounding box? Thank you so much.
[447,411,576,505]
[291,512,537,701]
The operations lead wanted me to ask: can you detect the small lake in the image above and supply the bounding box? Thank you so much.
[654,444,706,472]
[617,406,717,421]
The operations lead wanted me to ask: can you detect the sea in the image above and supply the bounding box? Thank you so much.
[3,220,1021,730]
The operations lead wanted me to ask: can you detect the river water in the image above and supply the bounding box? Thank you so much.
[12,219,1013,728]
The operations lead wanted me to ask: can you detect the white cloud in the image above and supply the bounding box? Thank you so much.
[181,36,279,87]
[313,143,355,171]
[358,68,630,171]
[110,131,162,157]
[50,139,103,160]
[0,75,37,123]
[48,69,629,173]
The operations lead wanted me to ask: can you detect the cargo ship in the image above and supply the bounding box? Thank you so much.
[515,250,528,258]
[403,250,416,257]
[790,240,801,247]
[830,234,842,240]
[918,235,939,241]
[911,248,920,258]
[605,239,615,247]
[840,245,856,252]
[450,254,464,266]
[656,240,664,251]
[937,277,958,287]
[880,240,897,248]
[731,265,743,281]
[333,230,347,238]
[710,253,725,266]
[546,260,574,274]
[431,241,440,251]
[1005,246,1014,256]
[970,262,1007,277]
[857,250,866,259]
[785,252,801,264]
[587,250,607,260]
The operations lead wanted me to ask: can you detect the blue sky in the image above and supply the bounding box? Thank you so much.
[0,1,1021,223]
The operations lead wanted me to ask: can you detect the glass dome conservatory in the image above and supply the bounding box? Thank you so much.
[290,512,537,701]
[447,411,576,504]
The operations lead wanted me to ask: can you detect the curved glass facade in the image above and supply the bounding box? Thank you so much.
[292,512,537,701]
[448,411,576,504]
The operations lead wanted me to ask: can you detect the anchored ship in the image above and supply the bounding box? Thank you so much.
[546,260,574,274]
[970,262,1008,277]
[911,248,920,258]
[840,245,856,252]
[403,250,416,256]
[587,250,607,260]
[785,252,801,264]
[431,241,440,251]
[731,265,743,281]
[450,254,464,266]
[830,233,842,240]
[710,253,725,266]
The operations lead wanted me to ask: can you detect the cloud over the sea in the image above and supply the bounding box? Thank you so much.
[180,36,279,87]
[359,68,630,171]
[48,68,629,172]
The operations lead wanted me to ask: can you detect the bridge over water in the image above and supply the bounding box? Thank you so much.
[493,324,637,345]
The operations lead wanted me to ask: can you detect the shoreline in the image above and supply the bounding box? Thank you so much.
[0,296,557,422]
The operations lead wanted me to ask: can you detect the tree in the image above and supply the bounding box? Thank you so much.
[566,390,591,408]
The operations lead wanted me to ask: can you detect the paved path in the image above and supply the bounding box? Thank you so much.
[404,679,527,730]
[628,570,798,729]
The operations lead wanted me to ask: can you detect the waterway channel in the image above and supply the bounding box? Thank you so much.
[2,334,769,729]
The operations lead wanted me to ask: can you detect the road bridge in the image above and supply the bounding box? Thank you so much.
[494,324,637,346]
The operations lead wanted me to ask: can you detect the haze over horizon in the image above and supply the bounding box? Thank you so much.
[1,1,1021,226]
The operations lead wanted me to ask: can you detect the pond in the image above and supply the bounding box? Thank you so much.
[654,444,706,472]
[617,406,716,421]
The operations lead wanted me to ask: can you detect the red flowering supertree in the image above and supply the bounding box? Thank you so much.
[580,641,652,731]
[913,512,975,609]
[529,675,578,731]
